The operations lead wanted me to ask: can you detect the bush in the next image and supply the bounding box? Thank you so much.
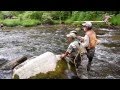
[41,13,54,24]
[0,13,4,20]
[70,11,80,21]
[110,14,120,25]
[21,11,43,20]
[53,20,60,24]
[2,19,40,27]
[21,19,40,27]
[0,19,3,23]
[51,11,70,20]
[69,11,103,21]
[64,19,73,24]
[3,19,21,27]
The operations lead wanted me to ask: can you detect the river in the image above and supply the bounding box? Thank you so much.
[0,25,120,79]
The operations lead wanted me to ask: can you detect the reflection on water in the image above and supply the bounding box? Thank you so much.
[0,25,120,79]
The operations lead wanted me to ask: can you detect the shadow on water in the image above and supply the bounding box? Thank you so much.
[0,25,120,79]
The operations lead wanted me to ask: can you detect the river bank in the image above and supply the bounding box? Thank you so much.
[1,11,120,28]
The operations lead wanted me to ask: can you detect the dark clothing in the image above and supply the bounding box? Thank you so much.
[65,40,88,79]
[65,53,88,79]
[86,48,95,71]
[75,53,88,79]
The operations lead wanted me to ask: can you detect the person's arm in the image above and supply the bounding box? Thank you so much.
[96,39,101,45]
[60,52,69,59]
[60,44,72,59]
[81,35,89,48]
[77,36,84,42]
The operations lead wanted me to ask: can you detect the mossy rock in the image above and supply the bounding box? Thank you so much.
[29,60,68,79]
[13,60,77,79]
[14,74,20,79]
[12,52,77,79]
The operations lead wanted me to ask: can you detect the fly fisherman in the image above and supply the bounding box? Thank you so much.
[81,22,98,71]
[60,33,89,79]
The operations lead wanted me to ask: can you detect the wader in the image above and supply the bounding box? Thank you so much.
[65,53,88,79]
[86,48,95,71]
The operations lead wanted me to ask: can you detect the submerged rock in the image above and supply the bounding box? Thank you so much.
[0,56,27,70]
[12,52,77,79]
[0,58,8,66]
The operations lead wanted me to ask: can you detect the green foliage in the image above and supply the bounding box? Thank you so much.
[53,20,60,24]
[41,13,54,24]
[2,19,40,27]
[51,11,70,20]
[21,11,43,20]
[64,19,73,24]
[51,11,61,20]
[110,14,120,25]
[14,74,19,79]
[0,14,4,20]
[0,11,120,27]
[21,19,40,27]
[69,11,102,21]
[3,19,21,27]
[0,19,3,23]
[1,11,12,16]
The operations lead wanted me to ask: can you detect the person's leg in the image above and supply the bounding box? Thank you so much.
[65,57,79,78]
[87,48,95,71]
[65,57,73,70]
[74,54,81,68]
[87,57,93,71]
[75,54,89,79]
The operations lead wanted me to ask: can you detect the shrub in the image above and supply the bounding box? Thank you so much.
[21,11,43,20]
[3,19,20,27]
[21,19,40,27]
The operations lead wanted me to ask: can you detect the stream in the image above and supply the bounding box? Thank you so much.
[0,25,120,79]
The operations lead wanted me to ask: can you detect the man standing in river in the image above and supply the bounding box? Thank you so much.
[60,33,89,79]
[81,22,98,71]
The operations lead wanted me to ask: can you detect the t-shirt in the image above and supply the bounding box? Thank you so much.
[81,35,89,48]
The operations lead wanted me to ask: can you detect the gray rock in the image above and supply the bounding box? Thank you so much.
[0,56,27,70]
[0,58,8,66]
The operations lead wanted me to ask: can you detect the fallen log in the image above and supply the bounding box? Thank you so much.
[74,21,105,23]
[0,56,27,70]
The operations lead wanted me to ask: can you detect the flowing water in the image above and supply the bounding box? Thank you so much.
[0,25,120,79]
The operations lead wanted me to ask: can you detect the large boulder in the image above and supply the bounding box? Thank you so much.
[12,52,77,79]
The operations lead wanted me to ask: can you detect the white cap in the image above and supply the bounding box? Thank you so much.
[66,33,76,38]
[82,22,92,27]
[70,30,77,34]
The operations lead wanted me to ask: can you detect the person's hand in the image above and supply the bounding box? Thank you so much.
[77,36,84,42]
[60,54,65,59]
[97,39,101,44]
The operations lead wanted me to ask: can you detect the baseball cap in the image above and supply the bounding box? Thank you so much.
[82,22,92,27]
[70,30,77,34]
[66,33,76,38]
